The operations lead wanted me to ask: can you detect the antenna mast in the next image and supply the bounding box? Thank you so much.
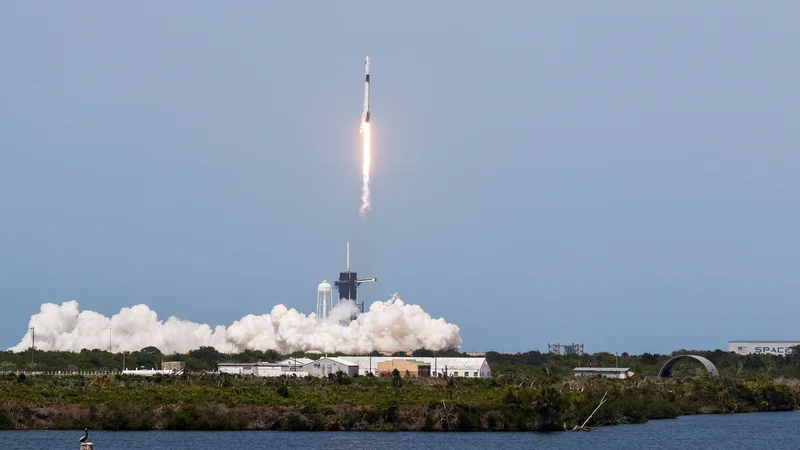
[346,242,350,272]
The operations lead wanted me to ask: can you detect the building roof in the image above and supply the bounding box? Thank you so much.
[301,357,359,367]
[278,358,314,366]
[378,359,430,367]
[406,359,430,366]
[573,367,631,372]
[729,340,800,343]
[218,362,286,367]
[339,356,488,371]
[319,357,359,367]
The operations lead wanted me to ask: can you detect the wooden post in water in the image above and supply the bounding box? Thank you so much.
[80,443,93,449]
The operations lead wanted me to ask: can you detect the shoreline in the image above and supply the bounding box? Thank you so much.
[2,373,798,432]
[2,409,799,433]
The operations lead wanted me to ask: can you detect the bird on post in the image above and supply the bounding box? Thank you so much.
[78,428,88,443]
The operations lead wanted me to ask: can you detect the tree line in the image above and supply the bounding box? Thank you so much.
[3,345,800,379]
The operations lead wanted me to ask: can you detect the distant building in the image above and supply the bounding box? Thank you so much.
[338,356,491,378]
[729,341,800,356]
[278,358,314,368]
[301,357,359,377]
[215,356,488,379]
[217,357,361,378]
[377,359,431,377]
[161,361,185,372]
[121,360,185,376]
[573,367,634,379]
[122,368,183,376]
[217,362,309,377]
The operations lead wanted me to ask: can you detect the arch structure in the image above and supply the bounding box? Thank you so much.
[658,355,719,378]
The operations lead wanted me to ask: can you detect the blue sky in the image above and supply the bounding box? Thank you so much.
[1,2,798,355]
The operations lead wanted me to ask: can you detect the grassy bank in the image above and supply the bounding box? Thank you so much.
[1,372,798,431]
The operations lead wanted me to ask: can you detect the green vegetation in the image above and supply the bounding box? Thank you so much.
[1,346,799,431]
[5,346,800,380]
[487,346,800,380]
[0,370,797,431]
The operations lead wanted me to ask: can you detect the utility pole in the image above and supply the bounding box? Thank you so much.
[109,326,112,352]
[615,352,619,368]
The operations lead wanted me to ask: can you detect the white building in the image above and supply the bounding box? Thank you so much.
[729,341,800,356]
[121,368,183,377]
[278,358,314,368]
[121,361,185,376]
[301,357,359,377]
[217,362,309,377]
[573,367,634,379]
[217,357,358,378]
[338,356,491,378]
[215,356,491,379]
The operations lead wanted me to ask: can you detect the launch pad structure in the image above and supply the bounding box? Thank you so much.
[548,343,585,356]
[333,242,376,319]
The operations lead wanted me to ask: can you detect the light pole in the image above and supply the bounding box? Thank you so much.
[615,352,619,368]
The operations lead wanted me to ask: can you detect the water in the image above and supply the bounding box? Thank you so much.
[1,411,797,449]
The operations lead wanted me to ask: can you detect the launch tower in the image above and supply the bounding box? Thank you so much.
[334,242,376,318]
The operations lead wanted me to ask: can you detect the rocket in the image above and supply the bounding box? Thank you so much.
[361,56,370,123]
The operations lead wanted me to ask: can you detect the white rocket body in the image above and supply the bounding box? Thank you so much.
[361,56,370,123]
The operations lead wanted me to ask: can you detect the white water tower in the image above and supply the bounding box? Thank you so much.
[316,280,333,319]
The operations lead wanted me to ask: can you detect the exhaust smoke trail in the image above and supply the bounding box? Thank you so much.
[359,121,371,216]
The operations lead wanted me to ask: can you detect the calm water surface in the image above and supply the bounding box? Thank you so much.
[1,411,797,449]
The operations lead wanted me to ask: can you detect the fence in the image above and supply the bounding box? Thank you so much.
[1,370,123,376]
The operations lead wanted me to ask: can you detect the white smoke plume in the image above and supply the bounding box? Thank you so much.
[8,295,462,355]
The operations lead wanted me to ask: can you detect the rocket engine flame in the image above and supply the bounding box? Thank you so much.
[359,121,371,216]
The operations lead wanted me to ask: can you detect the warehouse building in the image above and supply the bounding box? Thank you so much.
[279,358,314,370]
[729,341,800,356]
[573,367,634,379]
[301,357,359,377]
[338,356,491,378]
[217,357,363,378]
[377,359,431,377]
[122,360,185,376]
[217,362,309,377]
[216,356,490,378]
[162,361,186,372]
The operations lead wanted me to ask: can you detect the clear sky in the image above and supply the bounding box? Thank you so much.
[1,2,798,355]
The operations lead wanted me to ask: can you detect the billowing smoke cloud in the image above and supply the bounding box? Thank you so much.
[8,295,462,355]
